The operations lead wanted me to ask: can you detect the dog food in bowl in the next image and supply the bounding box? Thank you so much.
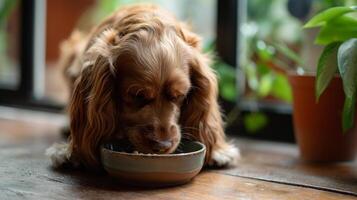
[100,140,206,187]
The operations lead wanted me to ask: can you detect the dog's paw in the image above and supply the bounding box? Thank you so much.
[45,143,79,168]
[208,143,240,167]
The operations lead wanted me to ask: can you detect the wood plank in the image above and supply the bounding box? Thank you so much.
[216,139,357,196]
[0,111,356,200]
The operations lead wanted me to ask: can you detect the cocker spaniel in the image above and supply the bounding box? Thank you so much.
[46,4,239,170]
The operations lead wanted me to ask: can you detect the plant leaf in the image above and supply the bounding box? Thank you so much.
[271,74,292,103]
[338,38,357,131]
[315,42,340,101]
[257,63,270,76]
[244,112,268,133]
[258,73,274,97]
[304,6,357,28]
[256,40,275,62]
[338,39,357,98]
[315,16,357,45]
[220,79,237,102]
[214,60,237,102]
[342,95,356,132]
[273,43,304,67]
[0,0,18,26]
[244,63,259,91]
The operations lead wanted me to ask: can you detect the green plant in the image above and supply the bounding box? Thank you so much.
[0,0,18,82]
[304,6,357,131]
[244,39,295,103]
[238,0,302,133]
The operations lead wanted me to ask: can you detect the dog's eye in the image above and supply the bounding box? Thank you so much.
[168,94,185,103]
[133,93,153,107]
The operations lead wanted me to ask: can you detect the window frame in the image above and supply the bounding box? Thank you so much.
[0,0,62,112]
[216,0,294,143]
[0,0,295,142]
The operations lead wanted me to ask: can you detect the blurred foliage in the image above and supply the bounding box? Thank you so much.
[203,41,238,103]
[203,43,241,129]
[239,0,356,133]
[213,60,237,102]
[313,0,357,12]
[241,0,303,133]
[0,0,17,26]
[242,1,300,104]
[0,0,18,79]
[91,0,130,22]
[244,112,268,133]
[0,0,18,53]
[244,39,295,103]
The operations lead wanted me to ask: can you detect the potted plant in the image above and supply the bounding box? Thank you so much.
[289,6,357,162]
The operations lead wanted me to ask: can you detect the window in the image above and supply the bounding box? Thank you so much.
[0,0,217,111]
[43,0,217,104]
[228,0,355,142]
[2,0,346,143]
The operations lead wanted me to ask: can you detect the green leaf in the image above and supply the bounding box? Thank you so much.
[256,40,275,62]
[257,63,271,75]
[338,39,357,98]
[220,81,237,102]
[244,112,268,133]
[244,63,259,91]
[273,43,304,67]
[342,95,356,132]
[0,0,18,26]
[337,38,357,131]
[315,42,340,101]
[271,74,292,103]
[315,16,357,45]
[304,6,357,28]
[258,73,274,97]
[214,60,237,102]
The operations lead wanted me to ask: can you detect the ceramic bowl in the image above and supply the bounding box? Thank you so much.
[100,140,206,187]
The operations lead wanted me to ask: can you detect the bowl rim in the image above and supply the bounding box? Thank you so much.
[101,141,206,157]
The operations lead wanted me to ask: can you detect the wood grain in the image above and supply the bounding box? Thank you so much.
[0,109,356,200]
[219,140,357,196]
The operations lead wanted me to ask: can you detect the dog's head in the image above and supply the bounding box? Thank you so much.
[69,5,217,167]
[114,29,193,154]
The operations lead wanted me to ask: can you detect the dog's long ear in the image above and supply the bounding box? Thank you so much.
[178,26,227,164]
[69,29,119,169]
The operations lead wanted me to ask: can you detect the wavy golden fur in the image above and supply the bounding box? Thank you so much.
[46,5,239,170]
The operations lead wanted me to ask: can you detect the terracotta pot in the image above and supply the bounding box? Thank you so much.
[288,73,357,162]
[46,0,94,62]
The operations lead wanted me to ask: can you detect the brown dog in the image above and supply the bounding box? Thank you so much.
[46,4,239,170]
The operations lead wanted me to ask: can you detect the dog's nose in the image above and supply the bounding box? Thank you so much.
[150,140,173,153]
[157,124,177,135]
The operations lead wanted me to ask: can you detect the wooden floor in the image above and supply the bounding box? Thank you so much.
[0,107,356,200]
